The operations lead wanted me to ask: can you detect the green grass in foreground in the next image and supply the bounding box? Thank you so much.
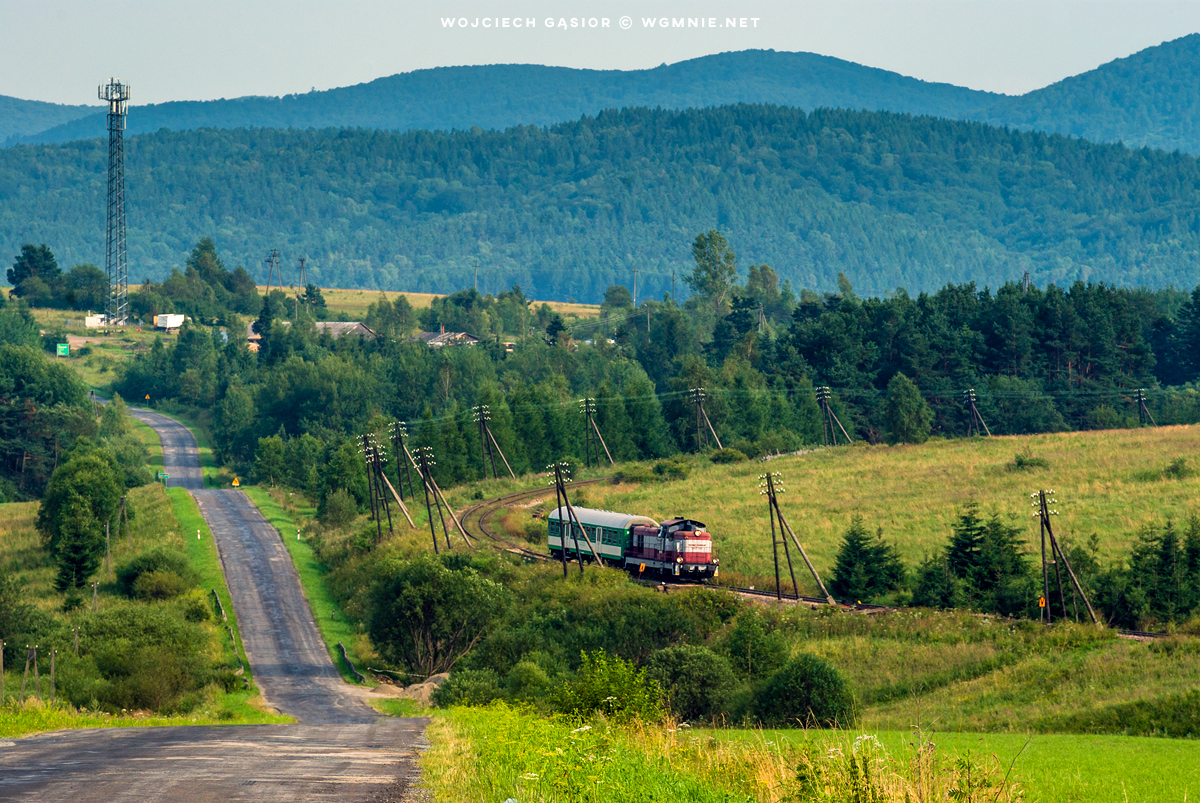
[0,694,288,739]
[241,486,368,684]
[750,729,1200,803]
[167,488,259,689]
[418,704,1200,803]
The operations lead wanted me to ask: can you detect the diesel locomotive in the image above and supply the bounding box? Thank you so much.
[547,506,719,579]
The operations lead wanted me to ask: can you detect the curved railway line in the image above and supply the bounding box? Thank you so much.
[455,484,1173,635]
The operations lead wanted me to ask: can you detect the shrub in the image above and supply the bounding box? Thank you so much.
[1011,450,1049,471]
[368,556,513,675]
[553,650,664,722]
[432,668,506,707]
[709,447,748,464]
[613,465,656,484]
[320,487,359,529]
[653,458,691,481]
[1164,457,1194,480]
[646,645,736,721]
[721,609,788,680]
[753,654,854,728]
[132,570,193,601]
[506,659,553,702]
[116,547,198,597]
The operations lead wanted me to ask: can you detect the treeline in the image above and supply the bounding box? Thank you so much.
[9,104,1200,300]
[0,296,151,501]
[103,236,1200,519]
[830,505,1200,631]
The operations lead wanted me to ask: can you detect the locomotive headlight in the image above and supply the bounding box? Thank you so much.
[676,557,684,563]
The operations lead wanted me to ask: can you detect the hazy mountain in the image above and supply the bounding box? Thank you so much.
[0,95,97,144]
[973,33,1200,154]
[4,104,1199,301]
[9,50,1001,146]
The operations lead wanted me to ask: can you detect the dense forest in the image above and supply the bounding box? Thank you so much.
[7,105,1200,301]
[15,35,1200,157]
[974,33,1200,156]
[9,49,996,147]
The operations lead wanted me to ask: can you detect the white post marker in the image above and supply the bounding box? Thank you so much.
[197,529,201,539]
[297,530,301,541]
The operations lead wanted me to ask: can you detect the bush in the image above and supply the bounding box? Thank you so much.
[116,547,198,597]
[132,570,192,601]
[368,556,513,675]
[613,465,656,484]
[721,609,788,679]
[753,654,854,728]
[506,659,554,702]
[646,645,736,721]
[320,487,359,529]
[653,458,691,480]
[553,650,664,722]
[432,668,505,707]
[709,447,748,464]
[1011,450,1049,471]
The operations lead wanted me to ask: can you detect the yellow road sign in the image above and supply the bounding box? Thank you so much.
[232,477,240,487]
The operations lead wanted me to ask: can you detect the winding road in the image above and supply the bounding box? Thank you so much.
[0,409,427,802]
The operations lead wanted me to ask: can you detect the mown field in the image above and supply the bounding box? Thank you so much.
[564,425,1200,588]
[311,286,601,320]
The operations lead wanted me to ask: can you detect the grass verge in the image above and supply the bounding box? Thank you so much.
[0,695,287,739]
[240,486,368,684]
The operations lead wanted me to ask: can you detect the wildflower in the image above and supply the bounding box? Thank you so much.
[519,773,539,780]
[571,724,592,733]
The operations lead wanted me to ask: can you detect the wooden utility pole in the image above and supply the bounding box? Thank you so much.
[689,388,723,451]
[473,405,500,480]
[1032,489,1098,625]
[760,472,836,605]
[389,421,418,501]
[416,447,443,554]
[760,472,798,600]
[578,398,613,467]
[1135,389,1157,427]
[549,461,600,574]
[963,389,992,437]
[816,386,853,447]
[360,435,384,543]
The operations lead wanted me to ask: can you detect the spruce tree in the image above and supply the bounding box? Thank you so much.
[830,516,904,601]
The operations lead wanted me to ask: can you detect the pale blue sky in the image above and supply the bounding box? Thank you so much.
[5,0,1200,105]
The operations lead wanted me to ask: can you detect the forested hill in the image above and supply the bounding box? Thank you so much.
[0,94,97,145]
[14,36,1200,155]
[11,50,998,147]
[973,33,1200,155]
[5,104,1200,301]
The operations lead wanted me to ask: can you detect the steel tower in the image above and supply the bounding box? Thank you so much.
[99,78,131,325]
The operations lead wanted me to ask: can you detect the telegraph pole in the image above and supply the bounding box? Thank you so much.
[416,447,449,553]
[963,389,992,437]
[263,250,282,295]
[816,386,853,447]
[579,398,613,467]
[473,405,516,479]
[389,421,417,500]
[1031,489,1098,625]
[1134,389,1157,427]
[759,472,798,600]
[360,435,383,543]
[548,461,600,575]
[689,388,723,451]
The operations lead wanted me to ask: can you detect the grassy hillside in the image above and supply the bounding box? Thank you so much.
[555,425,1200,588]
[8,106,1200,300]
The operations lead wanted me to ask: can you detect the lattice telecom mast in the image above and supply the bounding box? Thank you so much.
[99,79,131,324]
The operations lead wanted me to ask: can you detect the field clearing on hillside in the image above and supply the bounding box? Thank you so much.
[577,426,1200,587]
[310,286,601,320]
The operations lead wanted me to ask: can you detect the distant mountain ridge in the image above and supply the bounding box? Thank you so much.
[0,95,97,144]
[9,36,1200,153]
[7,50,1001,147]
[4,104,1200,301]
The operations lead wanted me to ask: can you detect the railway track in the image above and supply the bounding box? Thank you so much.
[458,478,612,561]
[457,488,1174,635]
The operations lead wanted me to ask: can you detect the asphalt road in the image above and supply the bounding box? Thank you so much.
[0,409,427,802]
